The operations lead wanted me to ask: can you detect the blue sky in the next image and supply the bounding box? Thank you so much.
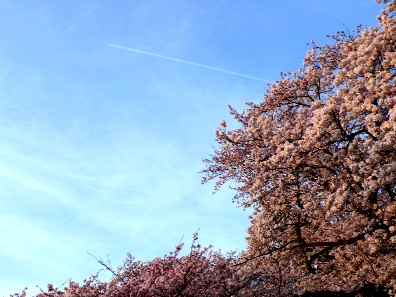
[0,1,387,295]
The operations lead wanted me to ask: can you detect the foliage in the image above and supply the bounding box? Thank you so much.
[27,234,260,297]
[203,2,396,296]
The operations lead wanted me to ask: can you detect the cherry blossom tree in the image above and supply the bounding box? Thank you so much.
[203,3,395,296]
[10,3,396,297]
[27,234,260,297]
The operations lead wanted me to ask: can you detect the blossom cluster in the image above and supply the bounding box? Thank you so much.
[203,2,396,296]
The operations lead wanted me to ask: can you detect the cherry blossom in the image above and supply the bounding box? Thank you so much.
[203,3,395,296]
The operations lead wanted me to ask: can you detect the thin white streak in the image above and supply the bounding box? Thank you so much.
[107,44,273,83]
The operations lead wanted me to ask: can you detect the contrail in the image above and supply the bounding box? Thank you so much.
[106,43,273,83]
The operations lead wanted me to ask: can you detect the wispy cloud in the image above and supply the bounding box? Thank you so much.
[0,167,75,205]
[106,44,273,83]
